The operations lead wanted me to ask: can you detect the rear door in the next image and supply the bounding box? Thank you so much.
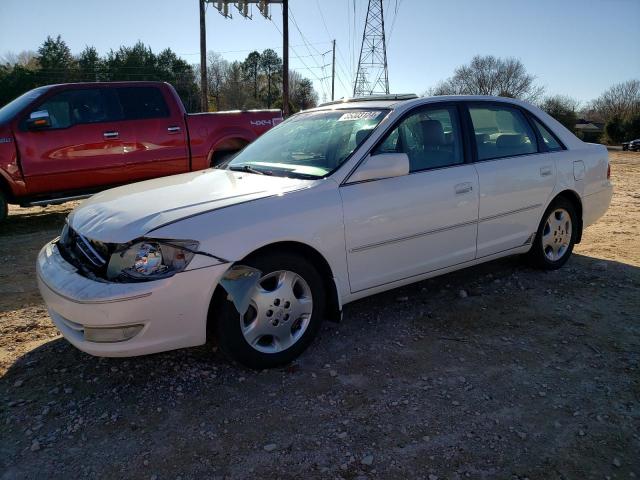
[341,103,479,293]
[111,85,188,182]
[15,87,126,195]
[467,102,557,257]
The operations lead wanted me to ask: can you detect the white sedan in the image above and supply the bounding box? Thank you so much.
[37,95,613,368]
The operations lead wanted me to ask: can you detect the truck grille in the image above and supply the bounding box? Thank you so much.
[58,226,112,278]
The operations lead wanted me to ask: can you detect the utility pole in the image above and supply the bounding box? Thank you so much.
[354,0,390,96]
[282,0,289,117]
[199,0,208,112]
[331,39,336,101]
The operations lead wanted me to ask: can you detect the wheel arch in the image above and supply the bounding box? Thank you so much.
[206,240,342,339]
[207,136,252,167]
[549,189,584,244]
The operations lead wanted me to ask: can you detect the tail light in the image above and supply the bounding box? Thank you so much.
[607,163,611,180]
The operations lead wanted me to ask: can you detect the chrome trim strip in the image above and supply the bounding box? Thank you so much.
[350,219,477,253]
[479,203,542,223]
[38,273,152,305]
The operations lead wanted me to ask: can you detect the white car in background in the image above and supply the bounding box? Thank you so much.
[37,94,613,369]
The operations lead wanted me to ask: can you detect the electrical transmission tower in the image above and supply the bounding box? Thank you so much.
[353,0,389,96]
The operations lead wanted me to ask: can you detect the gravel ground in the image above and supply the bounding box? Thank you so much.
[0,151,639,479]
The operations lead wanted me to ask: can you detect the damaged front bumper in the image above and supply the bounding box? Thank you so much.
[36,240,231,357]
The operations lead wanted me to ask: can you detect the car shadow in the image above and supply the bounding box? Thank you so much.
[3,251,637,386]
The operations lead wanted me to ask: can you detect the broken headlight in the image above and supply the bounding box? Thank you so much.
[107,240,198,282]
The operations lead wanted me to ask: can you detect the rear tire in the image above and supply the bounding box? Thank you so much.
[528,197,578,270]
[211,150,238,168]
[0,190,7,223]
[214,252,325,369]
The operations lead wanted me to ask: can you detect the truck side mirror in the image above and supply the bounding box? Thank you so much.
[27,110,52,130]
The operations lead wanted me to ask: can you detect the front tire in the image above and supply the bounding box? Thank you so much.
[528,198,578,270]
[214,252,326,369]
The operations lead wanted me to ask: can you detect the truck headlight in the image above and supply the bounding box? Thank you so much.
[107,240,198,282]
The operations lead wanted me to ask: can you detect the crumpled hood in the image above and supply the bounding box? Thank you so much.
[68,169,313,243]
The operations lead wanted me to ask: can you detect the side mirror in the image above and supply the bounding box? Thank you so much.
[348,152,410,183]
[27,110,51,130]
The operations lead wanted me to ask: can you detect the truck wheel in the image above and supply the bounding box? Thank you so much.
[527,197,578,270]
[0,190,7,223]
[214,252,326,369]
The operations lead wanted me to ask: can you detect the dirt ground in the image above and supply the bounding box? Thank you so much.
[0,151,638,479]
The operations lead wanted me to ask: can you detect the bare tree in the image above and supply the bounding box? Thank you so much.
[207,51,229,111]
[428,55,544,102]
[1,50,38,69]
[589,79,640,121]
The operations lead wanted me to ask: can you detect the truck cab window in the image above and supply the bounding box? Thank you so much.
[115,87,170,120]
[30,89,109,129]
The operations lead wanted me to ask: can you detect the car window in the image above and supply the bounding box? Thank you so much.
[469,105,538,160]
[228,109,388,178]
[373,106,464,172]
[531,117,563,151]
[0,86,50,124]
[32,89,109,129]
[115,87,170,120]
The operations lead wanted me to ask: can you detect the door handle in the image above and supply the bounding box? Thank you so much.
[167,126,181,134]
[103,131,119,139]
[540,166,553,177]
[455,182,473,195]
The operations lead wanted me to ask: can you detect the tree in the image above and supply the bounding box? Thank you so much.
[540,95,580,132]
[242,51,261,101]
[0,51,38,69]
[291,78,317,112]
[104,41,156,81]
[605,116,625,144]
[37,35,76,83]
[259,49,282,108]
[624,114,640,140]
[590,79,640,122]
[221,61,250,110]
[207,51,229,111]
[77,46,102,81]
[428,55,544,102]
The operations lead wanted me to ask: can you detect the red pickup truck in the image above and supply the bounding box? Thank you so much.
[0,81,281,221]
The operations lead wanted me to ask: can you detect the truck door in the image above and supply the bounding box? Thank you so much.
[111,86,188,181]
[14,87,127,195]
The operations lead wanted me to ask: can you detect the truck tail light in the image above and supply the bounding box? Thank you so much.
[607,163,611,180]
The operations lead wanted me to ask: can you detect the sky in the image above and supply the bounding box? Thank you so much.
[1,0,639,105]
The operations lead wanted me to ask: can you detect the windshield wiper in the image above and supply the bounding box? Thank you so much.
[283,171,321,180]
[228,165,271,176]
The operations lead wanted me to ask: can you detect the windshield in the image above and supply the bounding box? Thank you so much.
[227,108,388,178]
[0,86,51,125]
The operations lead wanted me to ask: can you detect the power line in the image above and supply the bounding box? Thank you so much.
[177,41,332,57]
[287,7,333,100]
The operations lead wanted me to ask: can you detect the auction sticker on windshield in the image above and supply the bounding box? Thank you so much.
[338,111,381,121]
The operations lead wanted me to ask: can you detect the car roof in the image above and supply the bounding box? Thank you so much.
[306,94,537,113]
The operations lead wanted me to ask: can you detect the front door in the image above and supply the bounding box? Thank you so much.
[15,87,126,195]
[341,104,479,293]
